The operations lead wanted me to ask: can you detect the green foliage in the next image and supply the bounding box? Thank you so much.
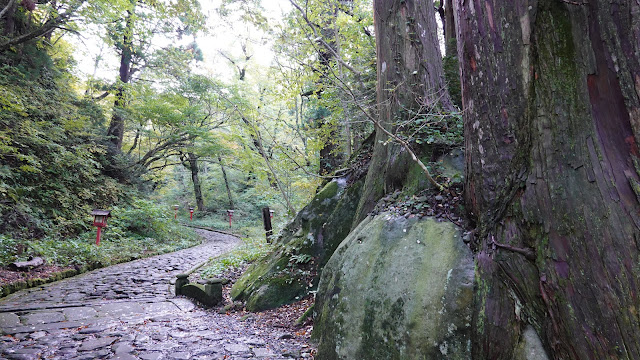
[0,235,22,265]
[108,199,184,242]
[200,227,272,278]
[0,201,200,268]
[290,253,313,265]
[273,0,377,157]
[1,231,199,268]
[412,112,464,146]
[0,43,129,239]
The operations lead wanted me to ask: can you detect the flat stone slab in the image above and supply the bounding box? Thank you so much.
[2,320,83,335]
[78,324,111,335]
[78,336,117,351]
[111,355,138,360]
[139,352,163,360]
[112,342,135,354]
[0,313,21,328]
[169,298,196,312]
[63,307,98,321]
[168,351,191,360]
[0,232,313,358]
[142,301,179,314]
[23,311,65,325]
[96,302,144,318]
[224,343,250,354]
[253,347,276,357]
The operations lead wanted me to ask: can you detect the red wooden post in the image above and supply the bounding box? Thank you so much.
[189,207,194,221]
[95,226,102,246]
[174,205,179,219]
[227,210,234,228]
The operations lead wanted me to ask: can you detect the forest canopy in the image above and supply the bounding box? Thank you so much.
[0,0,419,242]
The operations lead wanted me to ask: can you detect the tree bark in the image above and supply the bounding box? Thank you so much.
[107,7,135,150]
[291,0,345,175]
[187,152,204,212]
[354,0,453,224]
[444,0,456,56]
[2,0,18,37]
[456,0,640,358]
[218,155,234,210]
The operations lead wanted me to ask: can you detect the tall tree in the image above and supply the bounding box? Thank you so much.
[457,0,640,358]
[106,2,135,150]
[353,0,454,224]
[103,0,205,150]
[183,152,204,211]
[276,0,376,173]
[290,0,344,175]
[218,155,234,210]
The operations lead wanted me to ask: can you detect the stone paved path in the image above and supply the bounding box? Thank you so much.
[0,230,313,359]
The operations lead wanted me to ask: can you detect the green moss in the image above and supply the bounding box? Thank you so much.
[245,273,307,311]
[315,215,474,359]
[315,181,340,201]
[443,38,461,108]
[357,298,405,359]
[402,156,431,196]
[231,178,364,311]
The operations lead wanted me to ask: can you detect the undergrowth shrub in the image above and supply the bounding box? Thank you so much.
[0,200,200,268]
[200,226,271,278]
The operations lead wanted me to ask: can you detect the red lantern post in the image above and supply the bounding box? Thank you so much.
[189,207,194,221]
[227,210,234,228]
[91,209,111,246]
[174,205,179,219]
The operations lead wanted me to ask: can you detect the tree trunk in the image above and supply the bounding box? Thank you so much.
[317,4,344,175]
[456,0,640,358]
[353,0,453,224]
[187,152,204,212]
[218,155,234,210]
[106,8,135,150]
[444,0,456,56]
[2,0,18,37]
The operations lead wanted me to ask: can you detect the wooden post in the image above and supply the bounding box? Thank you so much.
[262,207,273,242]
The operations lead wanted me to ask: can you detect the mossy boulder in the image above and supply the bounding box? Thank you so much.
[313,213,475,360]
[231,177,364,311]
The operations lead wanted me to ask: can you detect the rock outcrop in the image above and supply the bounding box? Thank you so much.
[313,213,475,359]
[231,177,364,311]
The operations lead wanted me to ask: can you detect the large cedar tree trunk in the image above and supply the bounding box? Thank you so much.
[354,0,454,224]
[456,0,640,358]
[106,8,135,150]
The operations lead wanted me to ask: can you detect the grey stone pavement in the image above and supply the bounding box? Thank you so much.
[0,230,313,360]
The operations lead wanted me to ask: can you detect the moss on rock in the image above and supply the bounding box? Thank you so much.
[231,178,364,311]
[313,213,475,360]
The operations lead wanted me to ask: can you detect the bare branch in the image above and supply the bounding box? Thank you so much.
[0,0,17,20]
[0,0,86,52]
